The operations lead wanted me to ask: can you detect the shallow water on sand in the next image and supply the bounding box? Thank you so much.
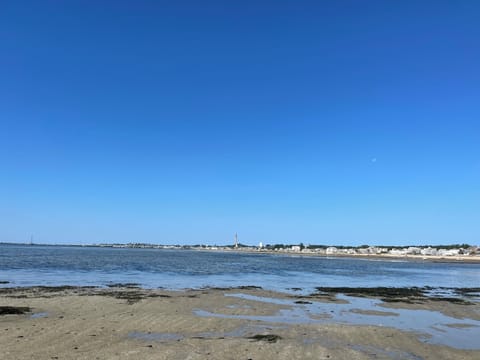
[194,293,480,350]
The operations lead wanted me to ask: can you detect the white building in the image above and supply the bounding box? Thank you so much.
[326,247,338,255]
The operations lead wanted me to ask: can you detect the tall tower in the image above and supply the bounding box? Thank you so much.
[234,233,238,248]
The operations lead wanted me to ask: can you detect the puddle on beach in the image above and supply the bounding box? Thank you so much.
[30,312,48,319]
[226,304,252,309]
[128,323,284,342]
[194,293,480,350]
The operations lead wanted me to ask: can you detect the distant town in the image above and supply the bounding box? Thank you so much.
[3,241,477,261]
[87,242,479,259]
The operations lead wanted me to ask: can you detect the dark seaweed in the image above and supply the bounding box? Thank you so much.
[294,300,312,304]
[248,334,282,343]
[453,288,480,297]
[208,286,263,291]
[106,283,141,289]
[314,287,424,298]
[0,306,31,315]
[312,286,477,304]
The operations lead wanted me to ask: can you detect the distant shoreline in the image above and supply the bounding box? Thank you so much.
[2,241,480,263]
[209,247,480,264]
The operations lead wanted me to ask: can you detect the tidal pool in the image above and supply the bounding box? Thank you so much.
[194,293,480,350]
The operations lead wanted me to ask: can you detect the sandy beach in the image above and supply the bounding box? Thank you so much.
[1,286,479,360]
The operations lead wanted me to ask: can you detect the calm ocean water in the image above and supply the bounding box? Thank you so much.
[1,244,479,293]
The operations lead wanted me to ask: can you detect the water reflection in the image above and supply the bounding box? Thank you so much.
[194,293,480,350]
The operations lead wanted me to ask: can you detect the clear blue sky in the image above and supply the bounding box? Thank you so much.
[1,1,479,246]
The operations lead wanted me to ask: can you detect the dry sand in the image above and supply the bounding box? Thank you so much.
[1,286,479,360]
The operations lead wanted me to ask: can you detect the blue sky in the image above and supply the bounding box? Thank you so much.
[1,1,479,246]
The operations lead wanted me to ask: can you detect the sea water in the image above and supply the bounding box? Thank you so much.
[1,244,479,293]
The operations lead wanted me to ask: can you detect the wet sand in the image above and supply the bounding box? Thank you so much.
[1,286,479,360]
